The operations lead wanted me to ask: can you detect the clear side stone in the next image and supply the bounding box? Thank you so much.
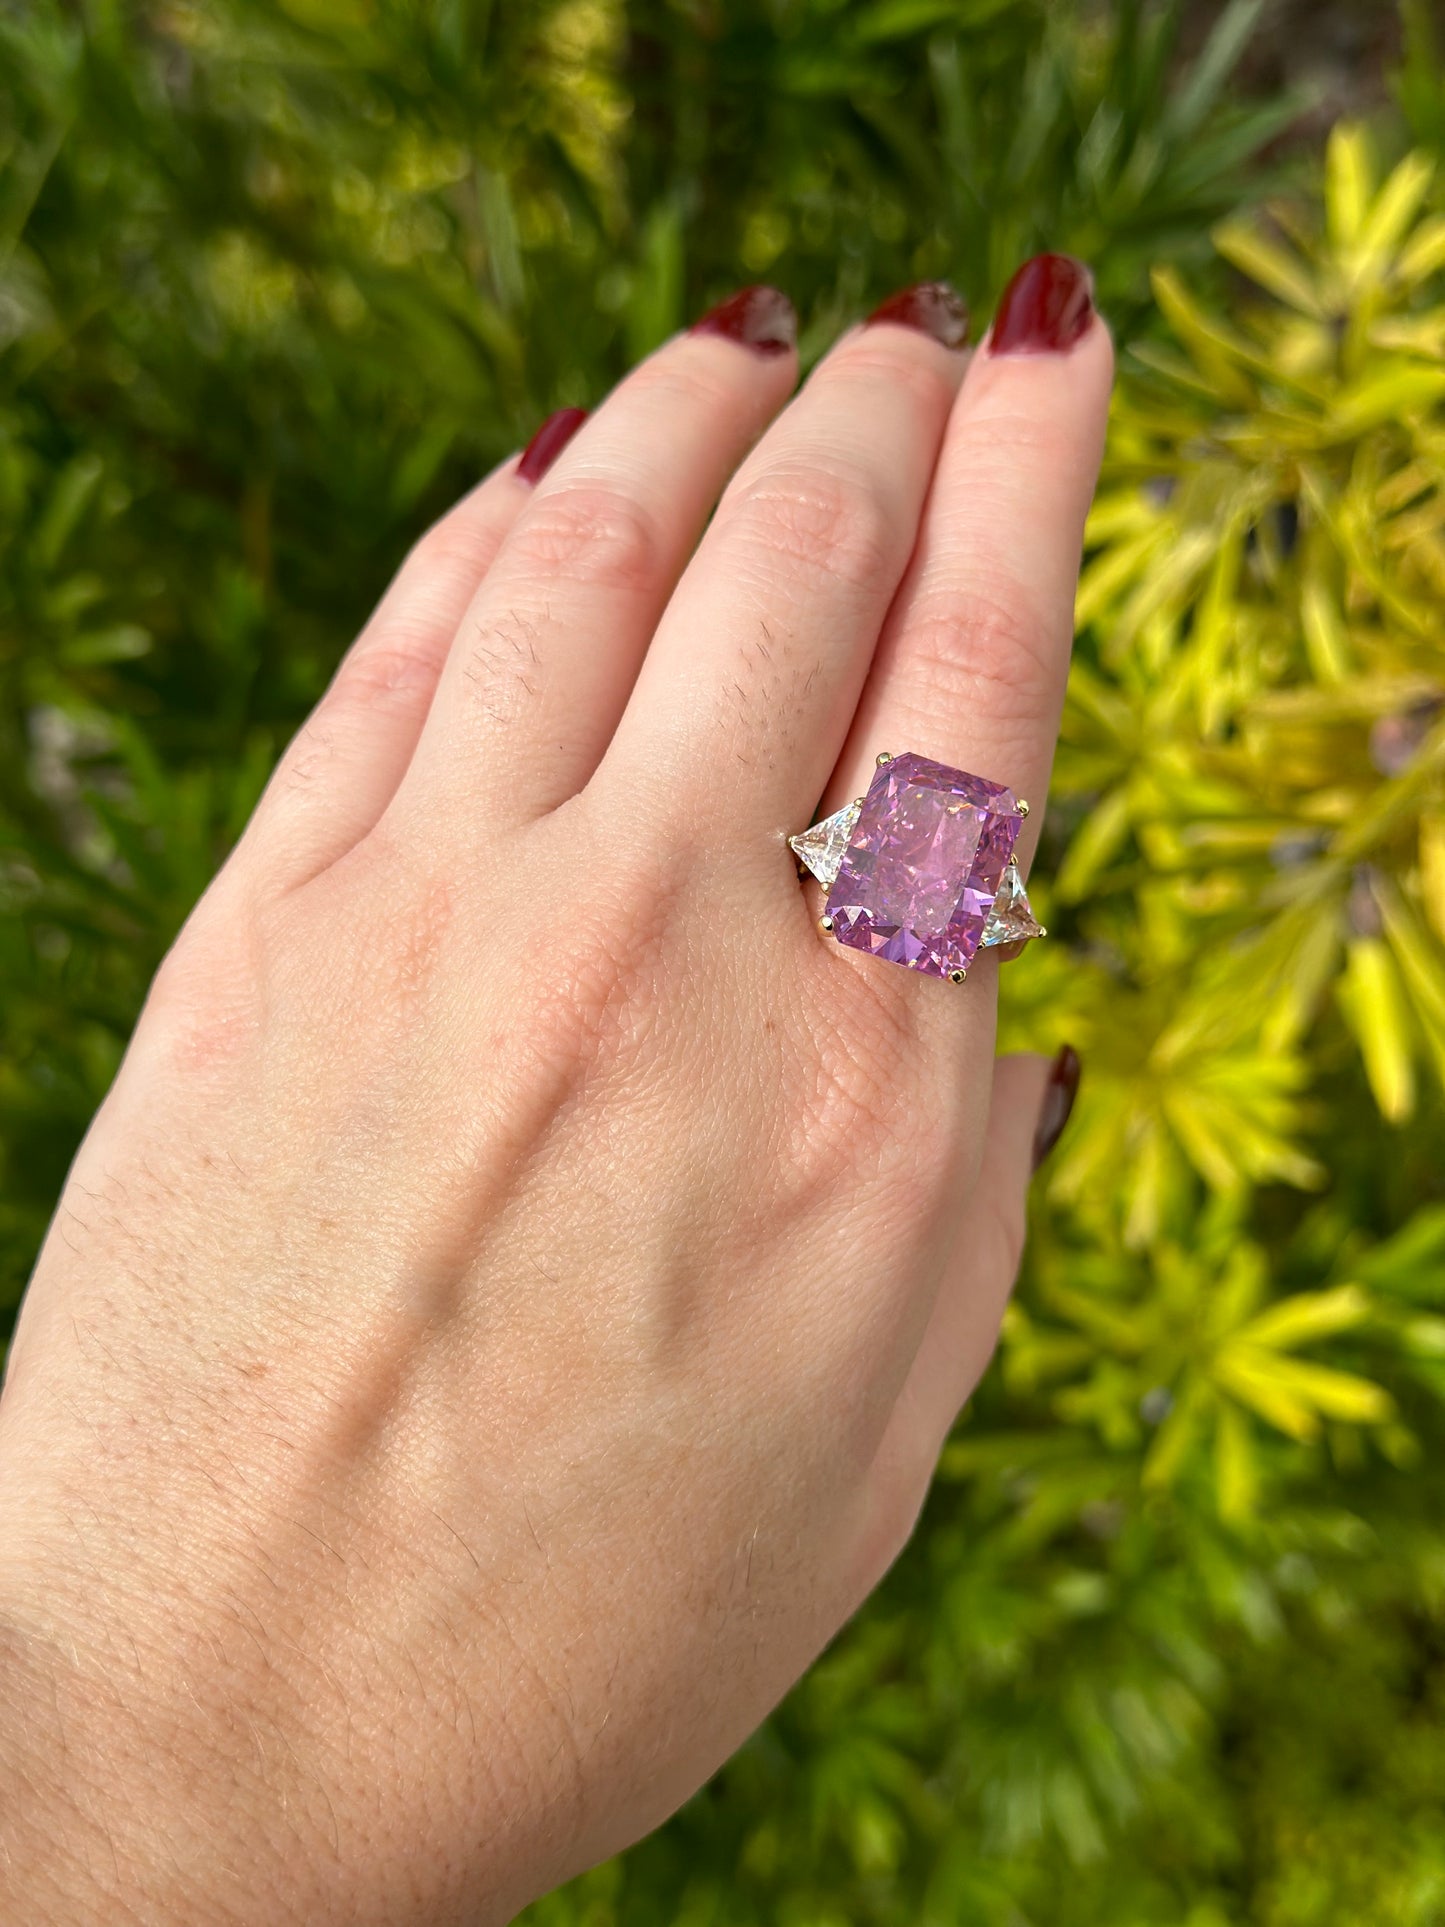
[980,859,1043,947]
[789,799,862,889]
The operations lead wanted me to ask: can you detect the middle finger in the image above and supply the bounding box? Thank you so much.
[600,283,972,849]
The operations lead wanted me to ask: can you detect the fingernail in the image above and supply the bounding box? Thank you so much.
[865,280,970,349]
[990,254,1095,357]
[517,407,588,486]
[691,285,797,357]
[1032,1045,1082,1171]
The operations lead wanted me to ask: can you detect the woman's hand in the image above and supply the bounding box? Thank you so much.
[0,264,1109,1925]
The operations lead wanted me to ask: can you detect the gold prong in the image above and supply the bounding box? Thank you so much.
[1017,798,1030,817]
[819,915,835,934]
[1037,926,1048,938]
[876,751,893,767]
[854,796,866,807]
[949,968,967,985]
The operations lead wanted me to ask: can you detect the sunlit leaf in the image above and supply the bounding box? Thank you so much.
[1299,566,1353,683]
[1420,811,1445,944]
[1396,213,1445,285]
[1337,938,1416,1122]
[1212,218,1321,315]
[1214,1400,1257,1521]
[1330,362,1445,433]
[1325,121,1375,254]
[1254,1354,1395,1426]
[1358,151,1437,274]
[1239,1285,1372,1351]
[1149,266,1256,403]
[1214,1350,1323,1441]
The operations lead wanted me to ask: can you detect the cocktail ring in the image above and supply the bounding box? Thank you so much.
[788,751,1044,984]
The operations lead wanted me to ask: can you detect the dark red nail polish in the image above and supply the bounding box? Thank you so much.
[1032,1045,1082,1171]
[691,285,797,357]
[990,254,1095,356]
[517,407,588,485]
[866,281,970,349]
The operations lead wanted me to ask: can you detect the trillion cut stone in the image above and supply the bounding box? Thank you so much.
[825,753,1022,980]
[789,798,862,888]
[980,858,1043,947]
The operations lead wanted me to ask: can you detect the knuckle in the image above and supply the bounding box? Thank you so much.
[901,585,1063,728]
[625,354,745,422]
[503,481,660,595]
[958,407,1062,469]
[402,501,489,579]
[817,342,958,422]
[328,638,439,718]
[722,463,899,594]
[142,895,269,1080]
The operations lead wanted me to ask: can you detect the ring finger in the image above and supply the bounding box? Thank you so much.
[827,253,1112,918]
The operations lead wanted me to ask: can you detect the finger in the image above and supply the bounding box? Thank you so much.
[599,283,973,846]
[863,1046,1079,1542]
[820,256,1111,1015]
[388,288,801,833]
[235,415,584,893]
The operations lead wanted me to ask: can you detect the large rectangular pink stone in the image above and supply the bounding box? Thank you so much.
[825,753,1022,979]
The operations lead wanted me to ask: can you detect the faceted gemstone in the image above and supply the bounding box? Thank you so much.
[789,799,862,888]
[980,858,1043,947]
[825,753,1022,979]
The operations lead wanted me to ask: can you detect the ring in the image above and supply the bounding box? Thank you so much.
[788,751,1044,984]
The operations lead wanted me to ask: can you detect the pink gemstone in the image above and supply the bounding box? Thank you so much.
[825,753,1022,979]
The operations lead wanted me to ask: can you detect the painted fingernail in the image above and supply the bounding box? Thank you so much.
[990,254,1095,356]
[517,407,588,485]
[1032,1045,1082,1171]
[866,280,970,349]
[691,285,797,357]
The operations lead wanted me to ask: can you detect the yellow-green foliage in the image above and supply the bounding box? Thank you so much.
[984,128,1445,1543]
[1065,124,1445,1130]
[932,124,1445,1920]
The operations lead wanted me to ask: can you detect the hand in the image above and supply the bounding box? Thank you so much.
[0,263,1109,1924]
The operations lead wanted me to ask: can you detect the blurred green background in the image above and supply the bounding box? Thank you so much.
[5,1,1445,1921]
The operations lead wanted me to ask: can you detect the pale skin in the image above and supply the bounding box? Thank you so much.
[0,269,1111,1923]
